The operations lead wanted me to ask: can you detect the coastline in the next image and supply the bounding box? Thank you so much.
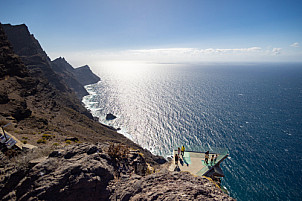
[82,82,134,141]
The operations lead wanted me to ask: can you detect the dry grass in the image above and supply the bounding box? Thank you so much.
[108,143,130,160]
[0,119,9,126]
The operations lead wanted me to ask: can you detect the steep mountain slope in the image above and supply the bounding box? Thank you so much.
[3,24,100,100]
[51,57,100,99]
[2,24,69,93]
[51,57,90,99]
[0,23,34,121]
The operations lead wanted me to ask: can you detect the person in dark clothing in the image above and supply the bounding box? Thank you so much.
[211,154,214,165]
[175,153,179,166]
[205,151,209,164]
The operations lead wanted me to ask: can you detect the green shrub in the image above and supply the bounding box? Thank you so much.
[22,137,29,140]
[42,134,52,140]
[52,143,59,146]
[22,140,27,144]
[65,140,71,144]
[37,139,46,144]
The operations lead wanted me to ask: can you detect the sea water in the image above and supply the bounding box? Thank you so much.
[82,62,302,201]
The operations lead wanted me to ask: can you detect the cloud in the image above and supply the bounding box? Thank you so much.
[129,47,262,56]
[272,48,282,55]
[50,45,301,66]
[290,42,299,48]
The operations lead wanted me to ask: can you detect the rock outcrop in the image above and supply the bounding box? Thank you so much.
[73,65,100,86]
[109,170,235,201]
[106,113,117,120]
[0,143,115,201]
[0,143,149,200]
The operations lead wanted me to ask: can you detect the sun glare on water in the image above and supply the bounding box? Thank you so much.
[94,61,155,79]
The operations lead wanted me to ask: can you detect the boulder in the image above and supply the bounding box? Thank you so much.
[109,169,235,201]
[0,143,115,201]
[106,113,117,120]
[21,143,37,151]
[65,137,79,142]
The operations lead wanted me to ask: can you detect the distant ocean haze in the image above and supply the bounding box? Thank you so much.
[83,62,302,201]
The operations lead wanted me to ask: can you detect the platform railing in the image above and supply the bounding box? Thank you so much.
[173,145,228,155]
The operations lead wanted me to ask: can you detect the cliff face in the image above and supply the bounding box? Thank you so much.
[0,24,34,121]
[51,57,89,99]
[2,24,100,100]
[0,27,28,78]
[51,57,100,99]
[2,24,69,93]
[2,24,96,117]
[74,65,100,86]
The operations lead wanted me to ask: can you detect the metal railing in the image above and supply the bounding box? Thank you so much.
[173,145,228,155]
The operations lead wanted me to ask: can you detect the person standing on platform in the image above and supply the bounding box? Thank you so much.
[211,154,214,165]
[175,153,179,166]
[181,145,185,157]
[178,147,180,156]
[214,154,218,163]
[205,151,209,164]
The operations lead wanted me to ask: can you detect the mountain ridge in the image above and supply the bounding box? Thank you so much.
[3,24,100,100]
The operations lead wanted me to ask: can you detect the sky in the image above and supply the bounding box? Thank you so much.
[1,0,302,66]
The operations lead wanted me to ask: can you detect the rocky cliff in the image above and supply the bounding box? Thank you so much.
[73,64,100,86]
[3,24,100,100]
[51,57,90,99]
[2,24,69,93]
[51,57,100,99]
[0,24,34,121]
[1,24,94,126]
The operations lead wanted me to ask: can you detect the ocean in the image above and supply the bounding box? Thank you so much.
[82,62,302,201]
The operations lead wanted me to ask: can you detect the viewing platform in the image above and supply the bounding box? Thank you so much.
[169,146,229,179]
